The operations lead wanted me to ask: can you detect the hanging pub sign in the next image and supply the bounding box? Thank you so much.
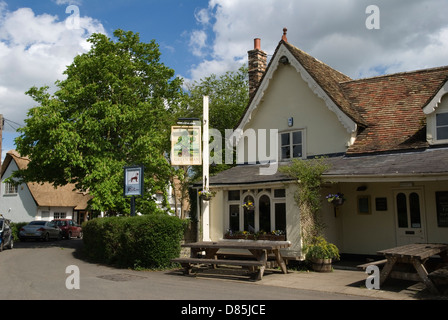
[171,126,202,166]
[124,165,144,197]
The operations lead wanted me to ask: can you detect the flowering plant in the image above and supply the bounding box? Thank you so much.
[242,201,255,209]
[271,230,285,236]
[326,193,345,203]
[199,190,215,199]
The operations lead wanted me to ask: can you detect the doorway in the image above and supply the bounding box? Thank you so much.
[394,189,427,245]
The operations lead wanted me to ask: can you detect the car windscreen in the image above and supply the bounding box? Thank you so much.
[29,221,46,225]
[0,220,3,229]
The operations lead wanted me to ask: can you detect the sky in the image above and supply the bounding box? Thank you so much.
[1,0,448,161]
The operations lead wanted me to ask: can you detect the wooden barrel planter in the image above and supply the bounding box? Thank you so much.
[311,258,333,272]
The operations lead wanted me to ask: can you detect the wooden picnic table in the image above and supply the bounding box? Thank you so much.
[172,240,291,281]
[377,243,448,294]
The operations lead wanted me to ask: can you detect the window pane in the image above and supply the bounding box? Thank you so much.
[228,190,240,201]
[437,127,448,140]
[281,133,290,146]
[275,203,286,233]
[229,205,240,232]
[274,189,286,198]
[396,193,408,228]
[281,146,290,159]
[292,145,302,158]
[409,193,421,228]
[243,196,255,232]
[293,131,302,144]
[436,113,448,126]
[259,195,271,232]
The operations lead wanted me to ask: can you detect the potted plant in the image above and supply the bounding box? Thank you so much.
[326,193,346,206]
[304,236,340,272]
[199,190,215,201]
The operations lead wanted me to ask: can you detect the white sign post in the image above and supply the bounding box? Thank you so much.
[202,96,211,241]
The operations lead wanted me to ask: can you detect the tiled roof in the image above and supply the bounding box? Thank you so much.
[282,41,367,127]
[206,147,448,186]
[342,67,448,154]
[248,40,448,155]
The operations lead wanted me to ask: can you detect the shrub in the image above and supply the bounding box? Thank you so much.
[82,214,187,269]
[11,222,28,241]
[304,236,340,260]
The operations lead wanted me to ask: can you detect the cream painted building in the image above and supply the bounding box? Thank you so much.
[197,30,448,259]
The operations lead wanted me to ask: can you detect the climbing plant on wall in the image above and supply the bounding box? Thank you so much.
[280,157,331,246]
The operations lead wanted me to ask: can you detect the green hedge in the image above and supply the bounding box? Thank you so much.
[11,222,28,241]
[82,215,187,269]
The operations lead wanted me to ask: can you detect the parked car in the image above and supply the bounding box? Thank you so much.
[19,221,61,241]
[53,219,82,239]
[0,216,13,251]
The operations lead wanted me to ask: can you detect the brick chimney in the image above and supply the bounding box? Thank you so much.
[248,38,267,98]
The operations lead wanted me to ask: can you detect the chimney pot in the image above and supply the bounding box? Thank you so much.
[282,28,288,42]
[254,38,261,50]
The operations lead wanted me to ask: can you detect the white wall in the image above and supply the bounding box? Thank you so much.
[238,63,352,163]
[1,161,37,223]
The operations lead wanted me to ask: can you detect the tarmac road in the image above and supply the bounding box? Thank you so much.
[0,239,376,302]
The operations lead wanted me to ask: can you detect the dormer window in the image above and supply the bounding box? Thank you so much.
[436,112,448,140]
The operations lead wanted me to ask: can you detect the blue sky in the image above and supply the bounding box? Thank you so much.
[1,0,448,160]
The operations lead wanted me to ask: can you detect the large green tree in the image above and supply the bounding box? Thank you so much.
[11,30,184,214]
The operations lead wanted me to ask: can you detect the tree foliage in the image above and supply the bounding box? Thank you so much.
[11,30,184,214]
[179,65,249,177]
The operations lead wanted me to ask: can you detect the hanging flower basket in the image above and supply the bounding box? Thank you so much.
[199,190,215,201]
[242,201,255,210]
[326,193,346,206]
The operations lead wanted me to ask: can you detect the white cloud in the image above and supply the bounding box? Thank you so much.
[189,29,208,57]
[53,0,83,6]
[0,4,105,133]
[185,0,448,82]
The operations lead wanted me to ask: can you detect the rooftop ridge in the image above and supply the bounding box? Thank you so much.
[341,64,448,84]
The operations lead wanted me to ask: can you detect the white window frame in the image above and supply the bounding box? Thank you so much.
[3,182,18,195]
[436,112,448,142]
[53,212,67,220]
[279,129,306,161]
[225,189,287,234]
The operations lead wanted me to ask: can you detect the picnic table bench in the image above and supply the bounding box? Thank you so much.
[172,240,291,281]
[377,243,448,294]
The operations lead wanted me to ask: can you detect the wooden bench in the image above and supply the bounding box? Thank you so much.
[174,241,291,281]
[171,257,264,275]
[428,266,448,287]
[357,259,387,271]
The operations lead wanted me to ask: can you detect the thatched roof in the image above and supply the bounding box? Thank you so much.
[1,150,91,210]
